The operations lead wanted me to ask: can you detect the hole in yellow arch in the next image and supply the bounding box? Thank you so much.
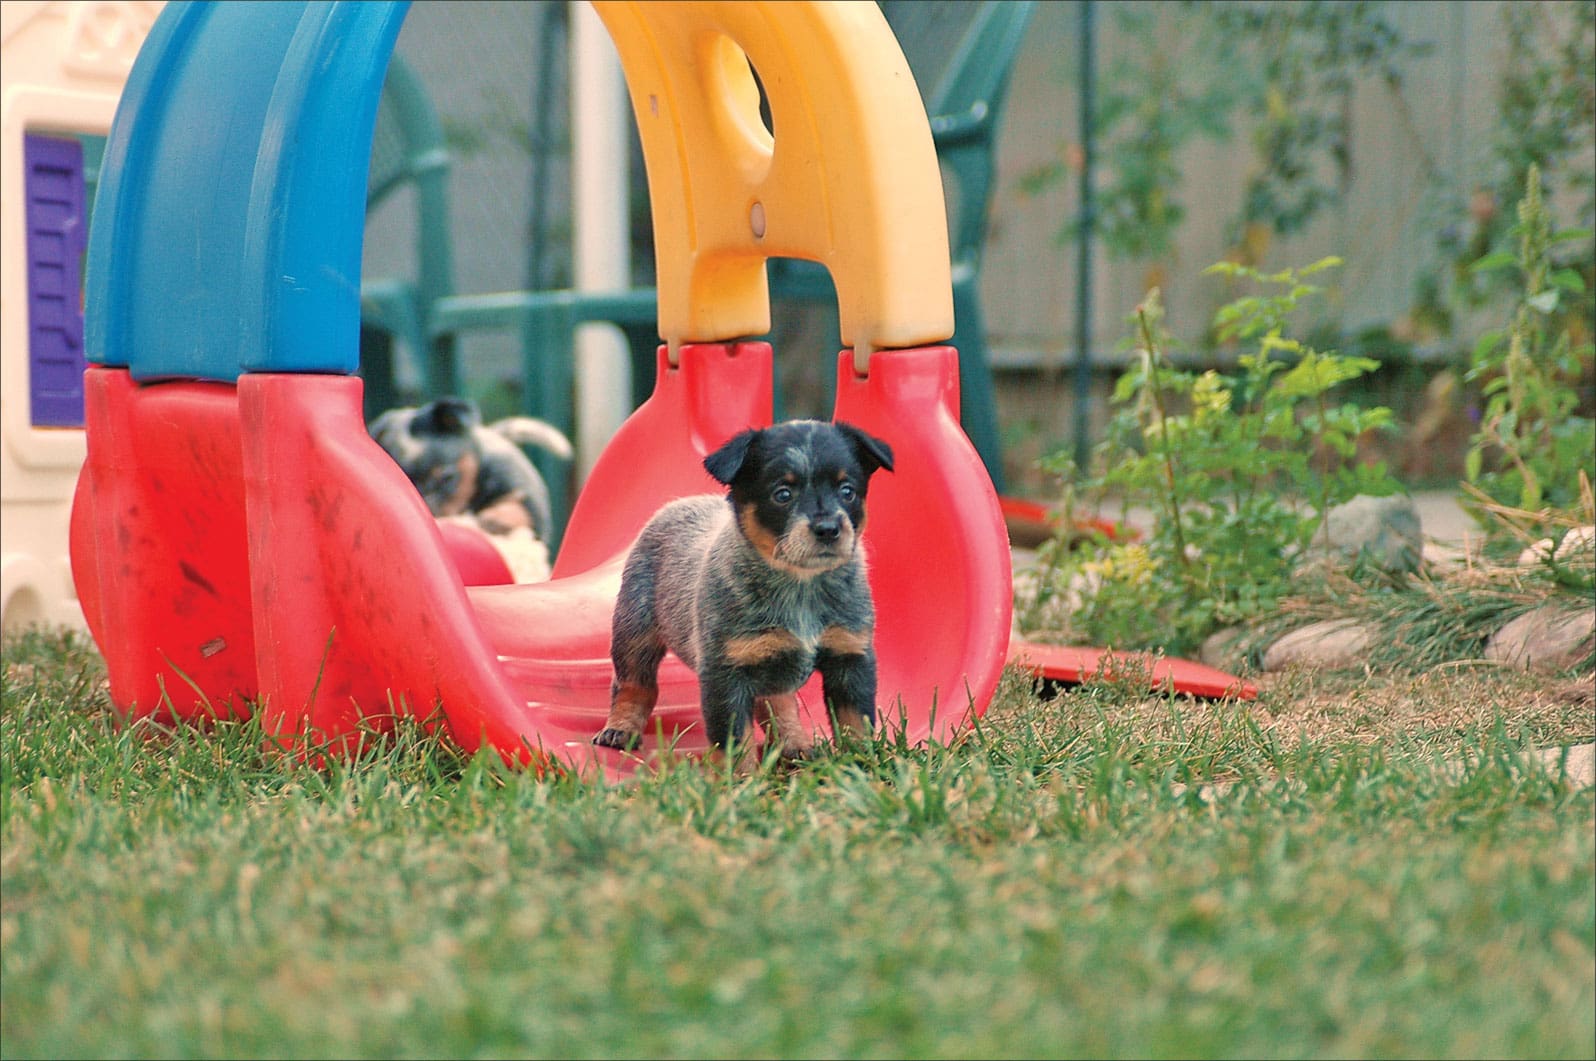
[702,32,774,188]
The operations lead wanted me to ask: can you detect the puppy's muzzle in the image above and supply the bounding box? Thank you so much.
[809,515,843,543]
[780,512,854,572]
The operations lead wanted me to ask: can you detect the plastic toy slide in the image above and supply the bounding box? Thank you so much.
[69,0,1023,780]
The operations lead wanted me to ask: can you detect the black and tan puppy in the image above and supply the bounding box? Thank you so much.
[368,397,571,542]
[593,420,894,759]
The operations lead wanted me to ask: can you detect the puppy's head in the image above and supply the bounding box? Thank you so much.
[368,398,482,517]
[705,420,893,577]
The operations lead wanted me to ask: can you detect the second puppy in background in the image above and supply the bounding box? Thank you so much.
[594,419,894,762]
[368,396,571,582]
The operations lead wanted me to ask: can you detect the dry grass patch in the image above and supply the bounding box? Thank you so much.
[984,659,1595,793]
[1248,664,1595,750]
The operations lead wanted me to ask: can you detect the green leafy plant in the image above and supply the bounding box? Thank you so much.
[1020,258,1399,654]
[1463,163,1596,528]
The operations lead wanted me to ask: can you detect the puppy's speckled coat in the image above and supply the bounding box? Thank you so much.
[594,420,894,757]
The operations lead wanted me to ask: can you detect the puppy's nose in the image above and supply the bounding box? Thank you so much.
[810,515,842,542]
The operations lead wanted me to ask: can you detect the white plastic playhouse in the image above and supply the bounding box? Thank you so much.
[2,1,162,633]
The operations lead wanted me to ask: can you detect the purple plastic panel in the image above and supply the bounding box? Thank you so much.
[24,133,88,428]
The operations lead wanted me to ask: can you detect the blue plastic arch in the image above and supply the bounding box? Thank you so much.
[86,0,409,382]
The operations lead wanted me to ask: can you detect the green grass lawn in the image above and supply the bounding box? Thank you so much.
[3,628,1592,1059]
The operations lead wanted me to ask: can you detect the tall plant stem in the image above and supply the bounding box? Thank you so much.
[1316,389,1333,553]
[1137,306,1190,568]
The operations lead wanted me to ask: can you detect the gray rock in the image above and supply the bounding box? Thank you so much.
[1311,494,1424,574]
[1537,743,1596,788]
[1485,606,1595,671]
[1261,619,1376,671]
[1199,626,1247,671]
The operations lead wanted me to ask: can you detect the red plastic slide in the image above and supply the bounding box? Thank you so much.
[72,341,1014,779]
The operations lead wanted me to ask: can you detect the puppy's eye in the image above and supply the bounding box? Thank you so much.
[772,485,795,505]
[838,482,857,503]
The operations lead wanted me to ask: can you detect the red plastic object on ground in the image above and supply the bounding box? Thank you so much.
[1006,640,1258,701]
[999,495,1136,549]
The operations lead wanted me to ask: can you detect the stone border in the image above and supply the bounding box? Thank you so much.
[1201,602,1594,674]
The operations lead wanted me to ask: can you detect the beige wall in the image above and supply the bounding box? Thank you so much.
[981,0,1566,368]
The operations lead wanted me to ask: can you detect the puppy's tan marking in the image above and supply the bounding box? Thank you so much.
[427,452,479,516]
[737,502,782,564]
[755,693,814,758]
[740,503,838,578]
[599,680,657,737]
[724,629,805,667]
[829,705,873,738]
[819,625,872,656]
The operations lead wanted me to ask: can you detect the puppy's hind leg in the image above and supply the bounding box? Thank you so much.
[595,586,666,751]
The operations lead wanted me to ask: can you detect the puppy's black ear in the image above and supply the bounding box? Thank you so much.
[415,397,480,437]
[704,428,759,486]
[835,422,894,476]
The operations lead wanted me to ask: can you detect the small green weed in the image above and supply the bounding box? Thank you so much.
[1021,259,1398,655]
[1464,163,1596,532]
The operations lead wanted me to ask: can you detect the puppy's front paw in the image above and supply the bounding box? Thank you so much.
[755,737,812,763]
[592,727,643,751]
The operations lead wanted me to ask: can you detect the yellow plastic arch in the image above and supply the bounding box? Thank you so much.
[590,0,954,373]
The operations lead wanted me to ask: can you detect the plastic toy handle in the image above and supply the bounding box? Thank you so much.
[592,0,954,373]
